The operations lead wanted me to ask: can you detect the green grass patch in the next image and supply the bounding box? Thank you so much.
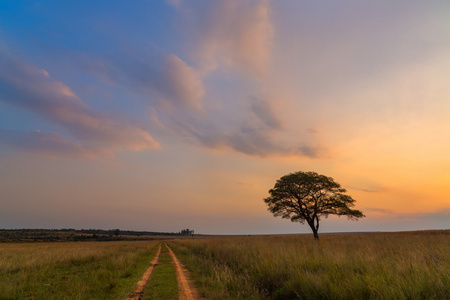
[0,241,159,299]
[142,244,178,300]
[158,244,172,263]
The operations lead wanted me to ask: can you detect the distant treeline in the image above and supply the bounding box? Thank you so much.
[0,228,193,242]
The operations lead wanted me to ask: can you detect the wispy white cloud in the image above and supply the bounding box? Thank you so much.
[164,54,205,110]
[157,95,324,158]
[176,0,273,76]
[83,52,204,110]
[0,49,159,157]
[50,1,320,159]
[157,0,325,157]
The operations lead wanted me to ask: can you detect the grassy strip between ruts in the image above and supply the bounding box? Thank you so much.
[168,231,450,300]
[142,243,179,300]
[0,241,159,299]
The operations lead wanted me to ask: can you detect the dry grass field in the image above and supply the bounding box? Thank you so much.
[0,241,159,299]
[0,231,448,299]
[169,230,450,299]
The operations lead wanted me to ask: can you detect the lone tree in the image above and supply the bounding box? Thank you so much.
[264,171,365,240]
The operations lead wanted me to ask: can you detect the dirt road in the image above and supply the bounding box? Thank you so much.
[128,244,161,300]
[166,243,200,300]
[128,242,201,300]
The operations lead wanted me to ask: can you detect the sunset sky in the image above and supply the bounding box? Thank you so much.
[1,0,449,234]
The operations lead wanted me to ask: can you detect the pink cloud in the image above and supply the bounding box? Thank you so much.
[0,50,159,157]
[177,0,273,76]
[82,52,204,110]
[163,54,204,110]
[158,96,324,158]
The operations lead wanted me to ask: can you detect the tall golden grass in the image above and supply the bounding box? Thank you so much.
[169,231,449,299]
[0,241,159,299]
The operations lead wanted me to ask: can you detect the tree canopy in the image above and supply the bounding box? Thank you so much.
[264,171,365,239]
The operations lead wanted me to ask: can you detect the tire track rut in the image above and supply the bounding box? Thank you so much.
[128,244,161,300]
[166,243,199,300]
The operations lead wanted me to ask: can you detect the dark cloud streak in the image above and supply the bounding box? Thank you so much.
[0,129,91,158]
[158,96,324,158]
[250,97,283,130]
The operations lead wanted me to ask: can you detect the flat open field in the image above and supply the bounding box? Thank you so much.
[0,230,448,299]
[169,230,450,299]
[0,241,159,299]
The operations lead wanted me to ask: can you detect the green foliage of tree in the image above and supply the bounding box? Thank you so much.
[264,171,365,239]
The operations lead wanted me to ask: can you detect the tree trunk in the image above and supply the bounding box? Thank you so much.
[308,220,320,240]
[312,228,319,240]
[308,216,320,240]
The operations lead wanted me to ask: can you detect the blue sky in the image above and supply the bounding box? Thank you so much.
[1,1,449,234]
